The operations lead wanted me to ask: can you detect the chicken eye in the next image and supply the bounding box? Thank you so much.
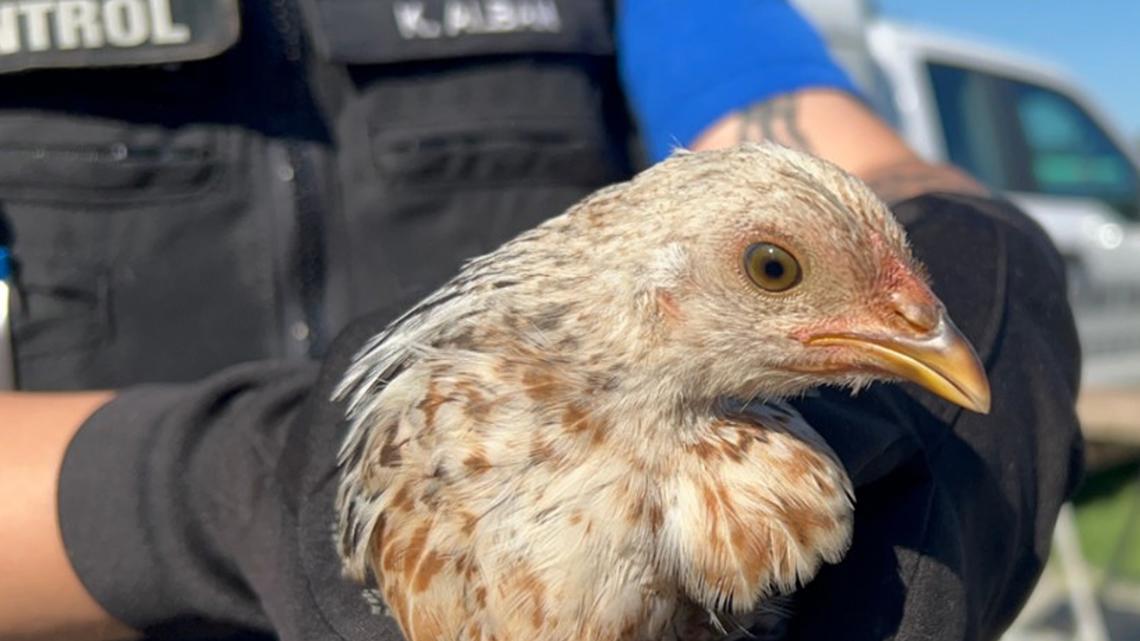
[744,242,801,292]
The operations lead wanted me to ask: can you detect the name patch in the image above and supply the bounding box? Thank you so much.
[392,0,561,39]
[300,0,611,65]
[0,0,239,73]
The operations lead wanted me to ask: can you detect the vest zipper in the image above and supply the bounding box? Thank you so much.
[269,0,327,358]
[285,138,327,355]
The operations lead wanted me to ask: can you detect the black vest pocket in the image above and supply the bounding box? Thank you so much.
[302,0,624,188]
[302,0,632,307]
[0,113,256,390]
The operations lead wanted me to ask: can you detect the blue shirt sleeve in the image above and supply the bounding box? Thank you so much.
[617,0,859,162]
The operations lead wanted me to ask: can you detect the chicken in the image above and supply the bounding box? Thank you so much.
[334,144,991,641]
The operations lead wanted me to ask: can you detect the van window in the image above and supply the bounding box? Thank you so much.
[927,62,1139,219]
[927,63,1009,188]
[1012,83,1138,207]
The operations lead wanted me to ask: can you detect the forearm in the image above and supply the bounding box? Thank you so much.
[690,88,991,204]
[0,392,138,641]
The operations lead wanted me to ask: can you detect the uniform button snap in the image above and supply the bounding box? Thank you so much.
[290,321,310,342]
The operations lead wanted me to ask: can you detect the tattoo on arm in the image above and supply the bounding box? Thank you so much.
[734,92,990,204]
[737,95,814,153]
[863,160,991,205]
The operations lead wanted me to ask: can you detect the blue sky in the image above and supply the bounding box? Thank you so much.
[875,0,1140,144]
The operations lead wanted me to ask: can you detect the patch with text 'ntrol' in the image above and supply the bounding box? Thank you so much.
[0,0,239,73]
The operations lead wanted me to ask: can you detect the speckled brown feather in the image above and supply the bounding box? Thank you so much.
[335,144,924,641]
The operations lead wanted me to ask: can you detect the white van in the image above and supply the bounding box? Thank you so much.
[795,0,1140,388]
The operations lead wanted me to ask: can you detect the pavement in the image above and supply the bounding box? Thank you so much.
[1006,566,1140,641]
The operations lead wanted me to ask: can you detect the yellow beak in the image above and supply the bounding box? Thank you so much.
[806,314,991,414]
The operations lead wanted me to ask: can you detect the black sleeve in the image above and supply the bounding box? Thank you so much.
[58,360,320,637]
[58,299,418,641]
[786,194,1084,640]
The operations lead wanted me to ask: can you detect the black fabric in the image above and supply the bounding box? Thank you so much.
[58,312,407,641]
[58,193,1083,641]
[0,0,633,390]
[59,361,321,636]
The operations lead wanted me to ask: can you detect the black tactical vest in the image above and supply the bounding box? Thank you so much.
[0,0,637,390]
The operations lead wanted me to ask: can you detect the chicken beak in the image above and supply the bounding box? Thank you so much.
[806,313,992,414]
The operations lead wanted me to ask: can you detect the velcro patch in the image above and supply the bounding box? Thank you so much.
[0,0,240,73]
[301,0,613,65]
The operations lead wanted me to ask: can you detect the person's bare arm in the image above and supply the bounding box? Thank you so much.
[0,392,139,641]
[690,88,990,204]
